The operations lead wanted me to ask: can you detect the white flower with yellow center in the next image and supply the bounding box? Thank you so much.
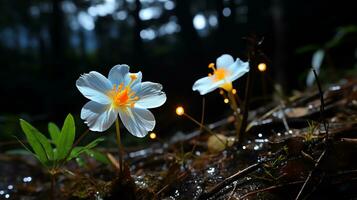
[76,64,166,137]
[192,54,249,95]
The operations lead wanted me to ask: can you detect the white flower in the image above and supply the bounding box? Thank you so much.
[76,64,166,137]
[192,54,249,95]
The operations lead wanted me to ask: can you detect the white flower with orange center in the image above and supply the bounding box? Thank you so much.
[76,64,166,137]
[192,54,249,95]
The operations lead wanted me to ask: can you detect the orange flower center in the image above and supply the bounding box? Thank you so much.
[208,63,232,91]
[107,75,139,108]
[214,68,228,81]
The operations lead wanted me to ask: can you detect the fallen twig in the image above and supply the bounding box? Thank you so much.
[240,180,304,199]
[340,138,357,143]
[241,168,357,199]
[228,180,239,200]
[155,171,188,197]
[294,149,327,200]
[295,68,331,200]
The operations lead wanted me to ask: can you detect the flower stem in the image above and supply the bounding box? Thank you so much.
[183,113,226,146]
[227,91,242,141]
[115,118,124,176]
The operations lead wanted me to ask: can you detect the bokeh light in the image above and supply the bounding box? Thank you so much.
[176,106,185,116]
[258,63,267,72]
[149,132,157,139]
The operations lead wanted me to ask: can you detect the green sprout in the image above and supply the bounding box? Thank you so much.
[304,121,319,142]
[19,113,104,198]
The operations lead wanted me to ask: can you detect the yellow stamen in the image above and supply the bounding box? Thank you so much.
[130,74,138,80]
[118,83,124,91]
[108,80,139,109]
[208,63,216,71]
[208,62,232,92]
[214,68,227,81]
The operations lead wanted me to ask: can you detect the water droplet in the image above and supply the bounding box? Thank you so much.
[5,194,10,199]
[258,133,263,137]
[277,132,281,136]
[254,145,259,150]
[207,167,216,175]
[0,190,4,195]
[23,176,32,183]
[95,191,103,200]
[255,139,265,143]
[7,185,13,190]
[329,85,340,91]
[242,145,246,150]
[174,189,180,197]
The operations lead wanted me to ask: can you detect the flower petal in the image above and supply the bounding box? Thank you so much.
[76,71,113,104]
[226,58,249,82]
[216,54,234,69]
[108,64,130,86]
[135,82,166,109]
[125,71,143,92]
[81,101,117,132]
[192,76,223,95]
[118,107,155,138]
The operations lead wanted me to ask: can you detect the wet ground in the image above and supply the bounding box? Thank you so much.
[0,79,356,200]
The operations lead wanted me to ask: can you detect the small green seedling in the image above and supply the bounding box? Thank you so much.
[19,113,104,198]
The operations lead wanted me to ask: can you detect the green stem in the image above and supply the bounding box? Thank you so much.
[115,118,124,176]
[228,92,242,141]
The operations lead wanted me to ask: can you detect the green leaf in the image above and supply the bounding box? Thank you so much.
[56,114,76,160]
[68,146,86,161]
[66,138,105,161]
[19,119,54,164]
[85,149,110,164]
[326,25,357,49]
[6,149,33,156]
[296,44,320,54]
[83,137,105,149]
[48,122,60,145]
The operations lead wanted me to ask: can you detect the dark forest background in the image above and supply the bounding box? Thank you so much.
[0,0,356,142]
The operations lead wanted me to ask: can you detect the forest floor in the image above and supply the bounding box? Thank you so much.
[1,78,356,200]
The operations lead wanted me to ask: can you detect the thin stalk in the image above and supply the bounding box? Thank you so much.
[227,91,241,140]
[183,113,226,146]
[115,118,124,175]
[51,173,55,200]
[312,68,329,139]
[239,57,254,142]
[200,97,206,132]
